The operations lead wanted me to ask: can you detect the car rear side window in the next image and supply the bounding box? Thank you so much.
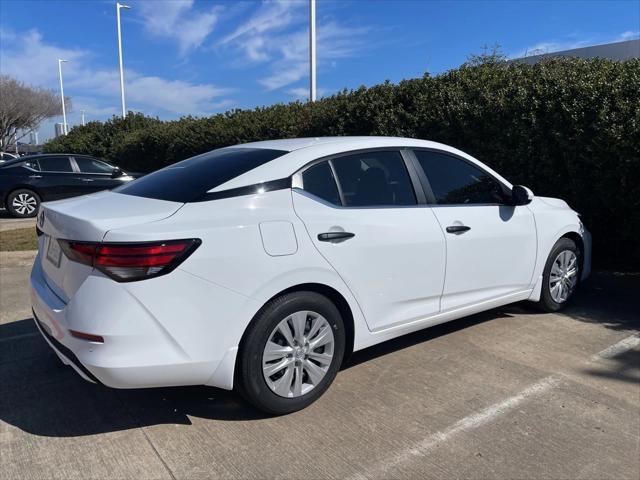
[0,160,40,171]
[301,161,341,205]
[37,156,73,172]
[331,151,416,207]
[116,148,287,203]
[414,150,506,205]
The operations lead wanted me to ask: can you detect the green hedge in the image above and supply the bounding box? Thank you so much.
[44,58,640,269]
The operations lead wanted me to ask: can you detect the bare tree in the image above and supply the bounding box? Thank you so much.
[0,75,70,151]
[464,43,508,67]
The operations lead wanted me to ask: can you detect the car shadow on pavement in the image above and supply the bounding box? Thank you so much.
[0,318,268,437]
[0,309,509,437]
[0,272,637,437]
[563,271,640,332]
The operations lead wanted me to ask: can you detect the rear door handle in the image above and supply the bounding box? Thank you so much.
[79,178,94,182]
[29,175,42,179]
[446,225,471,234]
[318,232,355,242]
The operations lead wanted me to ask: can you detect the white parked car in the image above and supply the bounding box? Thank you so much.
[0,151,18,163]
[31,137,591,413]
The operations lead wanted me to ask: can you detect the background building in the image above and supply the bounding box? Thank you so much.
[515,39,639,64]
[54,123,64,138]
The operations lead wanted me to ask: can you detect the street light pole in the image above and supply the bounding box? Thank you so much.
[309,0,316,102]
[58,59,68,135]
[116,2,131,118]
[81,110,86,126]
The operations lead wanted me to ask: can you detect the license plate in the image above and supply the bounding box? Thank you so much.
[46,235,62,268]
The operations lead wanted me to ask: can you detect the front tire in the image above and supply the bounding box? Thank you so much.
[536,237,581,312]
[6,189,40,218]
[236,291,345,415]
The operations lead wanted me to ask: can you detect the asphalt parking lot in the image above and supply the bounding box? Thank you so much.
[1,241,638,479]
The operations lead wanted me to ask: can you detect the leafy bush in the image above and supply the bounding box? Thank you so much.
[44,58,640,269]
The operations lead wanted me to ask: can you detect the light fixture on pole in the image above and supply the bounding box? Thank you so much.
[116,2,131,118]
[309,0,316,102]
[58,59,68,135]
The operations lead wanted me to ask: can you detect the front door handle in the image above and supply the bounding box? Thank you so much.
[446,225,471,234]
[318,232,355,242]
[79,178,94,182]
[29,175,42,179]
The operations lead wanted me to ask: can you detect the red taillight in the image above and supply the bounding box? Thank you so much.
[58,239,201,282]
[60,242,96,265]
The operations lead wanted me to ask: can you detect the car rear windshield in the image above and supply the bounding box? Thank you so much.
[116,148,287,203]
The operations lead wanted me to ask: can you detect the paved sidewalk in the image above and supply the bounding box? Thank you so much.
[0,209,36,232]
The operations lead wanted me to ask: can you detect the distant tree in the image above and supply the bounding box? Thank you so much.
[0,75,69,151]
[464,43,508,66]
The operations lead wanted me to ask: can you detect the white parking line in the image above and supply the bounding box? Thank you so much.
[349,334,640,480]
[591,335,640,360]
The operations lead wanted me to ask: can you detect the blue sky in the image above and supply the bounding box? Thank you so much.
[0,0,638,141]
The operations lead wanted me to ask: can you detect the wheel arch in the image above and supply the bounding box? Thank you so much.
[4,185,42,205]
[528,225,586,303]
[560,231,585,273]
[235,282,356,385]
[4,186,42,215]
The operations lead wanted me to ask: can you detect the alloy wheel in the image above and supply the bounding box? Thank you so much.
[549,250,578,303]
[262,310,335,398]
[11,193,38,216]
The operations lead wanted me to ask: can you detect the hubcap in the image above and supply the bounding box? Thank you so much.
[549,250,578,303]
[11,193,37,215]
[262,310,335,398]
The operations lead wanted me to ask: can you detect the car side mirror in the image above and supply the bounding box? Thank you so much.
[511,185,534,206]
[111,167,123,178]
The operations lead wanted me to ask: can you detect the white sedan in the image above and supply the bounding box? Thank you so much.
[31,137,591,414]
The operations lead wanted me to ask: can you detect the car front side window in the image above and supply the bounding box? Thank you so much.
[414,150,506,205]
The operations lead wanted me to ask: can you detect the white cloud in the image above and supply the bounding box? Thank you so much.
[127,75,232,115]
[261,59,308,90]
[0,27,234,139]
[617,30,639,41]
[137,0,221,55]
[221,0,301,50]
[220,1,370,92]
[259,22,370,91]
[287,86,327,100]
[63,66,232,115]
[0,28,87,84]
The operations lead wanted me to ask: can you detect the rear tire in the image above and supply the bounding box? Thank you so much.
[536,237,581,312]
[236,291,345,415]
[6,189,40,218]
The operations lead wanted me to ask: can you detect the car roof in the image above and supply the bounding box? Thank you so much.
[234,136,441,152]
[213,136,512,192]
[0,153,100,169]
[26,153,94,158]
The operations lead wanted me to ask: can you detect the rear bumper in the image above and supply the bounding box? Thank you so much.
[30,253,258,390]
[33,311,101,384]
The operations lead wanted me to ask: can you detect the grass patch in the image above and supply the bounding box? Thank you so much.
[0,227,38,251]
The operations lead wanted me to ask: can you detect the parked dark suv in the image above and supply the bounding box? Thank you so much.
[0,154,140,217]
